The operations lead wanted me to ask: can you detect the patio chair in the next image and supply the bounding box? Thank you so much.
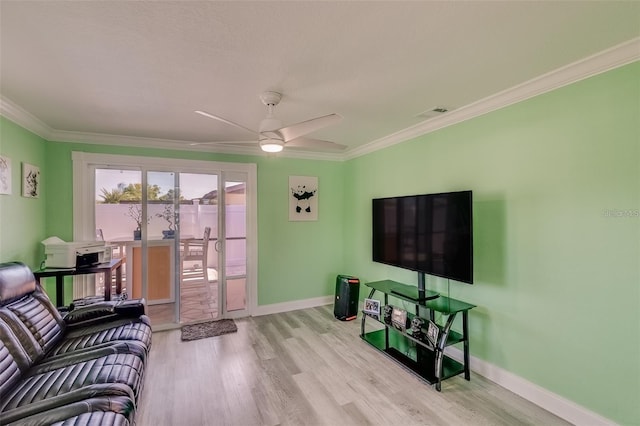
[180,227,212,283]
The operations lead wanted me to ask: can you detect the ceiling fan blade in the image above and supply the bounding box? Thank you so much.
[285,137,347,151]
[279,113,342,142]
[195,110,258,135]
[189,140,256,146]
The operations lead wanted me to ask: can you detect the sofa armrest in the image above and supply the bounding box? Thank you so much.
[63,302,116,324]
[63,299,146,326]
[0,384,135,425]
[114,299,146,317]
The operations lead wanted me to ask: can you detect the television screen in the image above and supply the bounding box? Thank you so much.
[372,190,473,284]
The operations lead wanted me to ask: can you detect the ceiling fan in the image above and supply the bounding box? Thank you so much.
[194,91,345,153]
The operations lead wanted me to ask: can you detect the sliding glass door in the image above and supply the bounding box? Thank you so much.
[84,153,256,327]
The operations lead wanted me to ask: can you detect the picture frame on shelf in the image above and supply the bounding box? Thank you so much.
[391,307,407,331]
[409,316,425,340]
[363,298,380,317]
[426,320,440,347]
[383,304,393,324]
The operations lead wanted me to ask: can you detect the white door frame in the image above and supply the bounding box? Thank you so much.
[72,151,258,317]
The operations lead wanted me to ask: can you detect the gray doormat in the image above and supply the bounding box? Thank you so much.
[181,319,237,341]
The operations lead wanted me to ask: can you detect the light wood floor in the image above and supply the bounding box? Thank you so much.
[136,305,570,426]
[147,276,218,325]
[142,267,220,325]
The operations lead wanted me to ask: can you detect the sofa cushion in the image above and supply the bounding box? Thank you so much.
[0,292,65,358]
[0,352,144,424]
[0,262,37,305]
[0,324,27,400]
[1,282,151,360]
[1,314,146,425]
[51,411,131,426]
[52,317,152,357]
[3,396,133,426]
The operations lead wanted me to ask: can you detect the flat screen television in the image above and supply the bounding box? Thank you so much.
[372,190,473,285]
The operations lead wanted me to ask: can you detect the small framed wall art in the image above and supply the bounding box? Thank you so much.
[22,162,40,198]
[0,155,11,195]
[289,175,318,221]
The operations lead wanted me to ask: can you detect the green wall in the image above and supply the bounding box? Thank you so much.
[344,62,640,425]
[257,156,345,304]
[0,117,47,268]
[39,141,346,306]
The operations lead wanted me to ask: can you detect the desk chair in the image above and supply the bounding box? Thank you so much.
[180,227,212,283]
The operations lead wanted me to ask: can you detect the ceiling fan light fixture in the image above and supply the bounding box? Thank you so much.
[196,91,342,153]
[260,138,284,153]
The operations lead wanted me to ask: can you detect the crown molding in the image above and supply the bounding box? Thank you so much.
[0,97,342,161]
[2,37,638,162]
[50,128,265,156]
[344,37,640,160]
[0,97,53,140]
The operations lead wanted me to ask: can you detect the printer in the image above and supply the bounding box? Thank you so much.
[42,237,112,269]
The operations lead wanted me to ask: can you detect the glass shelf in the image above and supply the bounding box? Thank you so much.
[361,329,464,384]
[361,280,475,391]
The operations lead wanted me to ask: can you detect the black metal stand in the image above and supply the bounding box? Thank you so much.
[360,280,475,391]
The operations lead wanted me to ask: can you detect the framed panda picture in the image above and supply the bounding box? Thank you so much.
[289,176,318,221]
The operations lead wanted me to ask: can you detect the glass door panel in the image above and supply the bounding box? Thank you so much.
[94,168,142,300]
[178,173,219,323]
[141,171,178,324]
[224,178,247,314]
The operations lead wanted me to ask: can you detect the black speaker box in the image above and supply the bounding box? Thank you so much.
[334,275,360,321]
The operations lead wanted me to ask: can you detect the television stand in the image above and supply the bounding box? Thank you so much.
[361,280,476,391]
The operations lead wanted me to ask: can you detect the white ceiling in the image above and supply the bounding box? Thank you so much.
[1,1,639,159]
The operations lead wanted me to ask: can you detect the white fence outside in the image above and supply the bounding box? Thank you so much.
[95,203,246,273]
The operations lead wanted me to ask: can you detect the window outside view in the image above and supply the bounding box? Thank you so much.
[95,170,221,241]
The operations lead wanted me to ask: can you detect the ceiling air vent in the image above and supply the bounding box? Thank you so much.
[415,106,450,120]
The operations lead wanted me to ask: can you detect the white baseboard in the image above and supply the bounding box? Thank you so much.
[446,347,615,426]
[253,295,334,316]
